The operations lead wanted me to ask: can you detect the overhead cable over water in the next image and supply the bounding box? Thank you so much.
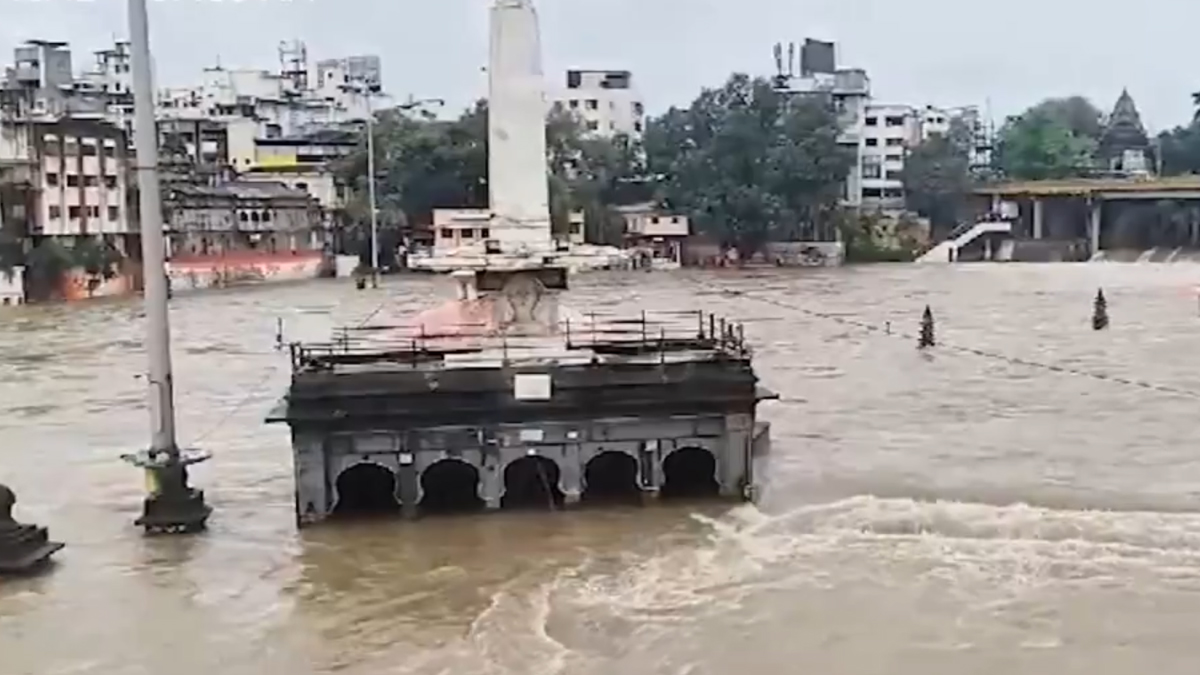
[706,284,1200,401]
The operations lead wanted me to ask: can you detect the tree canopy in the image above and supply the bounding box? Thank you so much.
[337,73,854,258]
[901,117,973,238]
[333,100,641,262]
[994,96,1104,180]
[1157,96,1200,176]
[643,74,853,253]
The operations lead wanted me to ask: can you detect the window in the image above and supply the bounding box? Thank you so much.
[439,228,453,238]
[885,116,905,126]
[633,121,643,133]
[48,205,61,219]
[44,136,61,155]
[864,138,878,146]
[294,182,308,192]
[261,211,271,222]
[103,145,116,158]
[68,206,81,219]
[586,120,599,131]
[864,117,877,126]
[566,70,581,88]
[81,142,98,157]
[479,228,489,239]
[585,99,598,110]
[108,206,119,221]
[633,101,644,116]
[63,138,79,155]
[862,188,882,198]
[83,175,98,187]
[250,211,260,223]
[885,138,904,146]
[862,157,882,179]
[87,206,100,218]
[66,175,79,187]
[104,175,117,189]
[45,173,59,186]
[568,99,579,109]
[239,212,248,222]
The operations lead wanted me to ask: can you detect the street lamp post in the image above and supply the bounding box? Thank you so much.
[360,94,443,286]
[365,94,379,287]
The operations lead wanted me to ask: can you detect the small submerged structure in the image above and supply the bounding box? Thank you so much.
[266,0,775,526]
[0,484,64,574]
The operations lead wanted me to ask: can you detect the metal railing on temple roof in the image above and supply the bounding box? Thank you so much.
[288,309,751,372]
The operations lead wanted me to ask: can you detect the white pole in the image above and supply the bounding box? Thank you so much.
[366,92,379,286]
[128,0,176,455]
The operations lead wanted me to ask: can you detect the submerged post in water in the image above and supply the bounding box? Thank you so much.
[122,0,211,534]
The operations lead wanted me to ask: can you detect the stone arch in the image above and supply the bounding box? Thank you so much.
[501,455,564,509]
[419,458,484,514]
[331,461,399,518]
[582,450,641,503]
[660,446,718,499]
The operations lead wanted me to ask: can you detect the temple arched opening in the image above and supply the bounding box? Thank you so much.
[332,463,399,518]
[660,447,719,499]
[582,451,641,504]
[501,456,564,510]
[419,460,485,514]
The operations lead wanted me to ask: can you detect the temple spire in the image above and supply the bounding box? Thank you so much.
[1101,88,1150,174]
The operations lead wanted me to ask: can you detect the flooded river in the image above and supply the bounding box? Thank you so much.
[4,265,1200,674]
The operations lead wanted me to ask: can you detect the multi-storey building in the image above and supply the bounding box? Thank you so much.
[549,69,645,138]
[770,39,985,214]
[860,103,923,210]
[0,114,133,243]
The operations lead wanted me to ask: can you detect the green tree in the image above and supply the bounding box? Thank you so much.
[1157,124,1200,175]
[1157,94,1200,175]
[995,97,1103,180]
[335,99,637,251]
[901,118,973,239]
[645,74,853,255]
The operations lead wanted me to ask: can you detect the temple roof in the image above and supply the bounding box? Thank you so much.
[1100,88,1149,155]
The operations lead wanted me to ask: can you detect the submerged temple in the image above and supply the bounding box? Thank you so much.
[266,0,775,526]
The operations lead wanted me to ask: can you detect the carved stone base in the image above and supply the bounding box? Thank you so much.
[136,488,211,535]
[122,449,212,535]
[0,484,64,574]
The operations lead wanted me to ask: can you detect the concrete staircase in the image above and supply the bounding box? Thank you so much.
[916,220,1013,263]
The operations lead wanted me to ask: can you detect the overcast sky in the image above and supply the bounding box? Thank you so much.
[2,0,1197,131]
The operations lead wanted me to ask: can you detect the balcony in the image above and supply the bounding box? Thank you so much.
[11,65,41,86]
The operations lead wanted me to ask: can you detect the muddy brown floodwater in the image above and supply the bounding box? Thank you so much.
[4,265,1200,674]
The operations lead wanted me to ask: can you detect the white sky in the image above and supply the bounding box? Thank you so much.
[2,0,1195,131]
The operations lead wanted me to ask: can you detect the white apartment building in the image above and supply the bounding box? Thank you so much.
[920,105,951,139]
[774,67,872,208]
[859,103,923,208]
[549,69,645,138]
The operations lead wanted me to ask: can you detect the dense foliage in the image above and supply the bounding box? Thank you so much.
[643,74,854,253]
[336,73,854,258]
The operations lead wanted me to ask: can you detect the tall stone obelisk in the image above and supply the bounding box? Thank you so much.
[488,0,553,256]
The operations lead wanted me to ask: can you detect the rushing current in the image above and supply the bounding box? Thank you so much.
[3,265,1200,674]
